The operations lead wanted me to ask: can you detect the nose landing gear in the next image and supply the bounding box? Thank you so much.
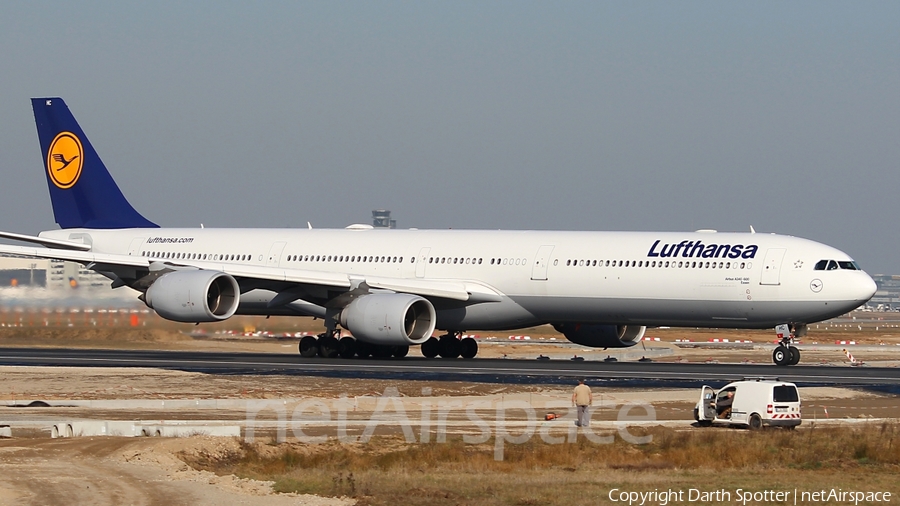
[772,323,803,366]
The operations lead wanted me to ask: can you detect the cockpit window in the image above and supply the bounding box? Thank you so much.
[815,259,861,271]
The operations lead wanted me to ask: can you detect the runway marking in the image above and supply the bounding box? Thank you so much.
[1,349,899,384]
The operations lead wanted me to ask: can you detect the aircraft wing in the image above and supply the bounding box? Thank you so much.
[0,242,494,302]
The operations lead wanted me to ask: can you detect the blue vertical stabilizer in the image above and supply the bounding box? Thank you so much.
[32,97,158,229]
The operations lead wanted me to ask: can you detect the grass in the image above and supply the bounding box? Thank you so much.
[180,422,900,505]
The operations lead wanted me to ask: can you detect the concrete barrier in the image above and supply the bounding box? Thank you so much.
[50,421,239,438]
[0,425,11,438]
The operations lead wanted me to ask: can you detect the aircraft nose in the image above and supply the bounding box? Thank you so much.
[856,273,878,302]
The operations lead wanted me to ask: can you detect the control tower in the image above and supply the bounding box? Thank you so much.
[372,209,396,229]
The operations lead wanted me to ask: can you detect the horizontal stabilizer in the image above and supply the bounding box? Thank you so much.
[0,230,92,251]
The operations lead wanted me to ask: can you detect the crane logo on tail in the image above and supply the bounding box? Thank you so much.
[47,131,83,189]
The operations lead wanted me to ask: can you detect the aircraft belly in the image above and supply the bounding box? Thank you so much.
[509,296,857,328]
[435,297,541,330]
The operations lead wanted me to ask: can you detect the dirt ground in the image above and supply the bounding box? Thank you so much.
[1,365,898,505]
[0,436,353,506]
[0,312,898,504]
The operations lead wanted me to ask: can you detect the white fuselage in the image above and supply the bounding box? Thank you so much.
[41,228,877,331]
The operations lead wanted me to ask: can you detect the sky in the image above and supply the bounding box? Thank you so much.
[0,2,898,273]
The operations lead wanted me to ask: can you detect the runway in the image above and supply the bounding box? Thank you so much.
[1,347,899,387]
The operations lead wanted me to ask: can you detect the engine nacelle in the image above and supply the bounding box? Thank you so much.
[553,323,646,348]
[340,293,436,346]
[145,270,240,322]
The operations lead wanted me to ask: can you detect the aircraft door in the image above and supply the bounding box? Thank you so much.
[760,248,786,285]
[127,237,145,256]
[267,242,287,267]
[416,248,430,278]
[531,245,555,281]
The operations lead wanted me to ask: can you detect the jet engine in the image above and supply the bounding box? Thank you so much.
[340,293,436,346]
[552,323,645,348]
[144,270,240,322]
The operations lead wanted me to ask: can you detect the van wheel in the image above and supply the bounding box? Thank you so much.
[693,408,712,427]
[748,413,763,430]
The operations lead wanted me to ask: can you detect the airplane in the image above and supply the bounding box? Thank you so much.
[0,97,877,366]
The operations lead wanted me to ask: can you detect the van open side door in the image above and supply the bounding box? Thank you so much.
[699,385,716,421]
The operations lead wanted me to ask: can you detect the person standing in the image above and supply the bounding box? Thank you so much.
[572,379,593,427]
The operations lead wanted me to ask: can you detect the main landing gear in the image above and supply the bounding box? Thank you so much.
[772,323,803,366]
[420,331,479,359]
[298,331,409,359]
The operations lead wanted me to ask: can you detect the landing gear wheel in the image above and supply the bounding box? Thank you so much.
[788,346,800,366]
[392,345,409,358]
[773,346,790,366]
[438,335,461,359]
[421,337,439,358]
[460,337,478,359]
[318,335,339,358]
[299,336,318,358]
[355,341,372,359]
[338,337,357,359]
[748,413,763,430]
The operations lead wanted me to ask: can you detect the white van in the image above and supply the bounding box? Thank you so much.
[693,378,801,429]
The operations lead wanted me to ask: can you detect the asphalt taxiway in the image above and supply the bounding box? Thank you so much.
[1,347,898,387]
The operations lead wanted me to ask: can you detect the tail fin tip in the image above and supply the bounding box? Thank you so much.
[32,97,157,229]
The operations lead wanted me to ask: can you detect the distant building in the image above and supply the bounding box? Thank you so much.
[870,274,900,311]
[372,209,396,229]
[0,256,48,287]
[0,254,109,290]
